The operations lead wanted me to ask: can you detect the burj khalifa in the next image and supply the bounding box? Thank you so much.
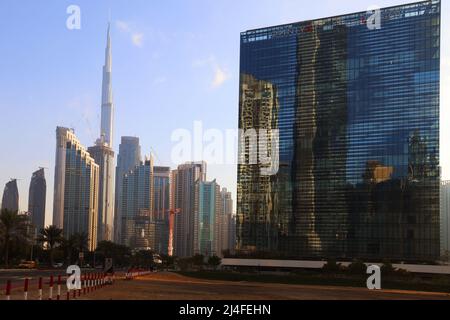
[88,24,115,243]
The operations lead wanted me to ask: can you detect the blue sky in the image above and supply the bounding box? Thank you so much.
[0,0,448,227]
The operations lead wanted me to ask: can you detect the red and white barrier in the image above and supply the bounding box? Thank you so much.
[38,277,43,300]
[83,274,87,295]
[4,270,113,300]
[125,270,152,280]
[23,278,29,300]
[49,276,54,300]
[5,280,11,300]
[57,275,61,300]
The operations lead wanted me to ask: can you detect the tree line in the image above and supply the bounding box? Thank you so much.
[0,209,223,270]
[0,209,161,269]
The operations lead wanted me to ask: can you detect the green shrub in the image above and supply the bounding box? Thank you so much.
[381,260,396,276]
[347,260,367,275]
[322,259,342,273]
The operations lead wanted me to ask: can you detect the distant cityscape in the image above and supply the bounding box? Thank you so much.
[1,24,236,259]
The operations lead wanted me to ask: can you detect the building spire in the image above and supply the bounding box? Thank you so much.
[100,23,114,147]
[105,23,112,74]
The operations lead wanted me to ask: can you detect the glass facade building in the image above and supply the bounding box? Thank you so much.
[237,0,440,262]
[153,166,171,254]
[173,162,207,257]
[1,179,19,212]
[88,144,115,243]
[120,156,153,247]
[28,168,47,231]
[115,137,142,243]
[194,180,221,257]
[53,127,99,251]
[440,181,450,259]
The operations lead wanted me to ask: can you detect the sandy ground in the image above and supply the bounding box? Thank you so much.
[78,272,450,300]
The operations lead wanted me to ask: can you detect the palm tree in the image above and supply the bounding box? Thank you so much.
[71,233,89,253]
[0,209,30,267]
[71,233,89,265]
[207,256,222,271]
[61,237,76,265]
[37,225,63,267]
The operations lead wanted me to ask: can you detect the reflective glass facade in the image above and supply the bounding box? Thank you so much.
[237,0,440,262]
[53,127,99,251]
[28,169,47,232]
[121,158,153,247]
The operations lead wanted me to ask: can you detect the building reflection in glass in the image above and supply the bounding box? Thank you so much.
[237,1,441,262]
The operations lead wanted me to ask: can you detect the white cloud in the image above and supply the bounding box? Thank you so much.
[116,20,131,33]
[212,66,228,88]
[132,33,144,47]
[194,56,230,89]
[115,20,144,48]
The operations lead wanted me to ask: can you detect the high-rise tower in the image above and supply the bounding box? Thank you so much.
[89,24,116,243]
[114,137,141,243]
[101,23,114,148]
[173,162,207,257]
[28,168,47,231]
[53,127,99,251]
[1,179,19,212]
[237,0,441,262]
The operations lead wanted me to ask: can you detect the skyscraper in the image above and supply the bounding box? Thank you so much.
[88,144,115,242]
[173,162,207,257]
[100,23,114,149]
[121,156,154,247]
[28,168,46,231]
[53,127,99,251]
[115,137,142,243]
[217,188,234,257]
[153,166,171,254]
[153,167,171,220]
[1,179,19,212]
[228,215,236,255]
[194,180,221,257]
[168,169,178,257]
[441,181,450,259]
[237,0,440,262]
[88,24,116,243]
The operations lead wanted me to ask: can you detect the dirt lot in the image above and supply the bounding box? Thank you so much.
[82,272,450,300]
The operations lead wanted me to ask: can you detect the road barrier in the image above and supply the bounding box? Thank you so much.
[5,280,11,300]
[57,275,61,300]
[4,272,113,300]
[23,278,29,300]
[125,269,153,280]
[38,277,43,300]
[49,276,54,300]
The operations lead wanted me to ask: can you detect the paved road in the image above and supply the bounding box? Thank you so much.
[0,269,67,283]
[84,272,450,300]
